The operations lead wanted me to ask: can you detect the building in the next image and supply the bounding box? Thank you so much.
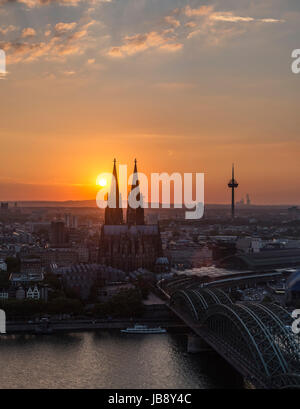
[236,237,262,254]
[288,206,300,221]
[0,203,9,213]
[30,222,51,234]
[64,214,78,229]
[98,159,163,272]
[68,228,82,244]
[50,220,68,248]
[97,282,135,303]
[155,257,170,273]
[286,270,300,304]
[104,158,124,225]
[0,260,7,271]
[126,159,145,226]
[9,272,44,287]
[12,285,47,301]
[222,248,300,271]
[15,287,25,300]
[20,257,43,274]
[58,263,126,300]
[26,285,40,300]
[18,247,79,268]
[0,290,8,300]
[169,243,213,269]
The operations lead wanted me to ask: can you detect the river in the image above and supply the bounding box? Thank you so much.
[0,331,242,388]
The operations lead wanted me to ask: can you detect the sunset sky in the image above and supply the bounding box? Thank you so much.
[0,0,300,204]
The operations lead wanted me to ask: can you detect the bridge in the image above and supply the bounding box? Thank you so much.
[158,277,300,389]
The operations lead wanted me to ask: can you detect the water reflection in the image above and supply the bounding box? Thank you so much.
[0,331,242,389]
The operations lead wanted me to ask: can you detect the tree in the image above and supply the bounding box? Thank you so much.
[1,299,45,318]
[44,273,61,291]
[107,289,144,318]
[262,295,273,303]
[46,298,83,315]
[0,271,9,287]
[93,289,144,318]
[136,278,151,300]
[5,257,20,273]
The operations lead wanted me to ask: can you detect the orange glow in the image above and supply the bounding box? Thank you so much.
[96,176,108,187]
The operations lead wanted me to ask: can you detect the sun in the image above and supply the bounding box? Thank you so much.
[96,176,108,187]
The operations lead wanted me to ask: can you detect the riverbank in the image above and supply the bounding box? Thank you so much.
[3,318,187,335]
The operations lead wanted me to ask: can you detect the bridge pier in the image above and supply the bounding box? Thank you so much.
[243,378,256,389]
[187,334,213,353]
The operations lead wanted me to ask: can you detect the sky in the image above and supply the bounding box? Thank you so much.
[0,0,300,204]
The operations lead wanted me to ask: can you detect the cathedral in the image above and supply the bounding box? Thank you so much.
[98,159,164,272]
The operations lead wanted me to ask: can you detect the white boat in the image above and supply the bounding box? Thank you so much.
[121,324,166,334]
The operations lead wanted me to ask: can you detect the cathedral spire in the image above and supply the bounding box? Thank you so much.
[127,159,145,225]
[131,158,138,190]
[111,158,120,202]
[105,158,123,225]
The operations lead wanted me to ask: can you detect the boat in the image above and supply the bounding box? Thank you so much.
[121,324,166,334]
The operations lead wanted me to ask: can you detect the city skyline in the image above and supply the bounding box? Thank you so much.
[1,0,300,393]
[1,0,300,204]
[0,160,297,206]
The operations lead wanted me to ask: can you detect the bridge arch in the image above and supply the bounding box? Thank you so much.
[170,288,233,321]
[170,286,300,387]
[171,290,200,320]
[202,304,275,381]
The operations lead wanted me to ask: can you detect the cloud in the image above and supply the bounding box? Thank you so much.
[0,1,286,69]
[0,0,81,7]
[54,22,77,34]
[209,12,283,24]
[184,5,213,17]
[63,70,75,75]
[0,25,17,35]
[259,18,284,23]
[1,21,93,63]
[164,15,180,28]
[108,30,183,58]
[185,21,197,28]
[106,4,284,58]
[0,0,111,7]
[210,13,254,23]
[21,27,36,38]
[159,43,183,52]
[183,5,285,44]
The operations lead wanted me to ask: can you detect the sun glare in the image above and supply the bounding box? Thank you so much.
[96,176,108,187]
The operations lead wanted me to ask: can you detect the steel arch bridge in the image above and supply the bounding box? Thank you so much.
[170,287,300,389]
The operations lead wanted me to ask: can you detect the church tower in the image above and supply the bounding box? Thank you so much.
[127,159,145,225]
[99,158,162,271]
[104,158,123,225]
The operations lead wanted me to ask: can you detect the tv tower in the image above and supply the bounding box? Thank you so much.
[228,164,238,218]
